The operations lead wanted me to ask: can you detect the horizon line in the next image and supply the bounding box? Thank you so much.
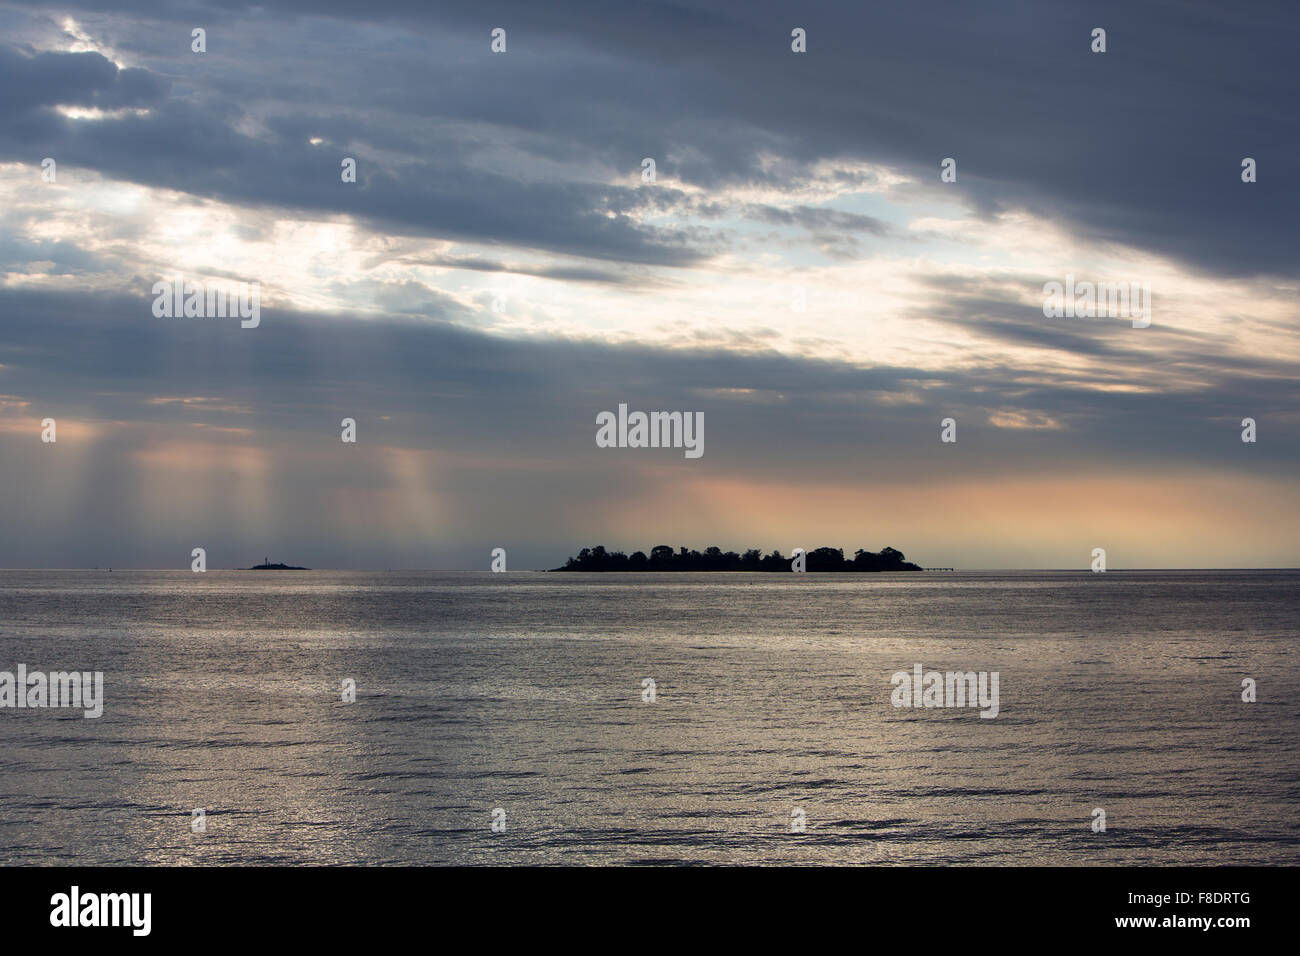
[2,567,1299,573]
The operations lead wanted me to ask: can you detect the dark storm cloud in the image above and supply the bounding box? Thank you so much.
[4,0,1296,276]
[0,46,165,112]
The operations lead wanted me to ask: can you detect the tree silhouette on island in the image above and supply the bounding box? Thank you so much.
[552,545,922,572]
[246,557,310,570]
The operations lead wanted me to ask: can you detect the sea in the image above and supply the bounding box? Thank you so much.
[0,569,1296,865]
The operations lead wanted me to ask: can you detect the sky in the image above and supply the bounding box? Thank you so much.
[0,0,1297,570]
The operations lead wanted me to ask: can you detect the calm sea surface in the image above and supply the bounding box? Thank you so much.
[0,570,1296,865]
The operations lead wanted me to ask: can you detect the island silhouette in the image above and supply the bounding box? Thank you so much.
[552,545,921,572]
[246,557,310,570]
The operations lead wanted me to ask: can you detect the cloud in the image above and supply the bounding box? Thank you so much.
[1,1,1297,567]
[2,1,1292,278]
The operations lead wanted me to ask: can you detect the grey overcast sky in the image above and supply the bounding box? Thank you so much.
[1,0,1297,569]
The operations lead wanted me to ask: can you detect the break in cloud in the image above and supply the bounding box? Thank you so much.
[0,0,1297,569]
